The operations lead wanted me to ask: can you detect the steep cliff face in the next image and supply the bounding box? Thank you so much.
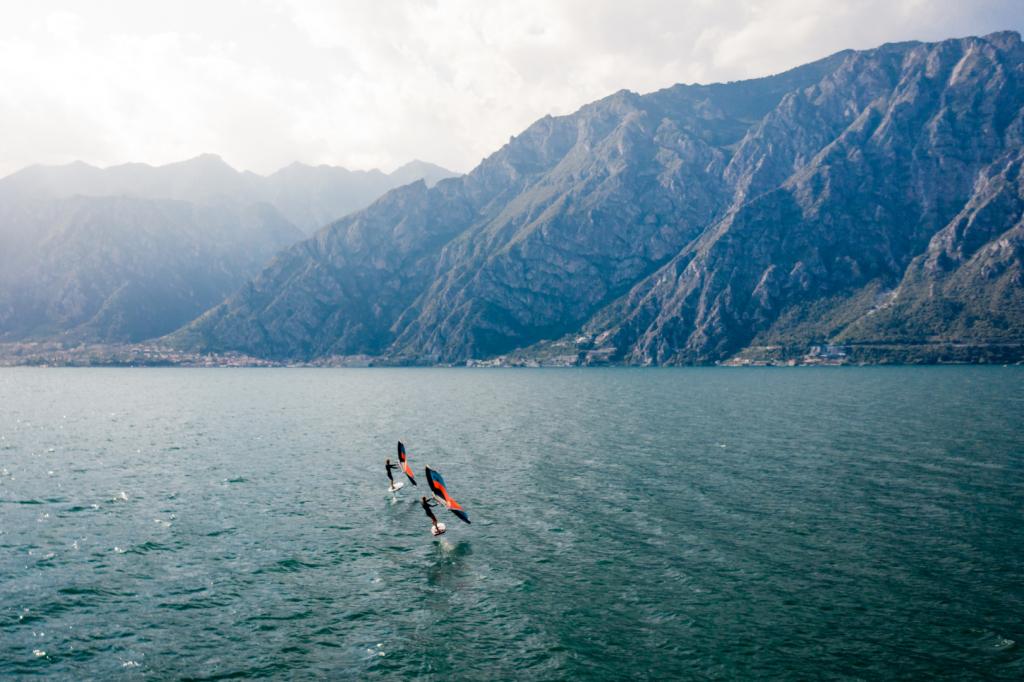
[836,147,1024,347]
[172,32,1024,364]
[586,32,1024,363]
[389,90,735,361]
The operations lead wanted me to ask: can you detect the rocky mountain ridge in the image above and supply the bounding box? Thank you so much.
[0,155,458,235]
[161,31,1024,364]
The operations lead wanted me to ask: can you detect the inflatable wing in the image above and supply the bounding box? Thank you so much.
[397,441,417,485]
[425,466,470,524]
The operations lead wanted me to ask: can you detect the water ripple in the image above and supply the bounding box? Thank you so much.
[0,367,1021,679]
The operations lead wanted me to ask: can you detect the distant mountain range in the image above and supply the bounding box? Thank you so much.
[0,155,457,235]
[169,31,1024,365]
[0,156,457,343]
[0,196,302,343]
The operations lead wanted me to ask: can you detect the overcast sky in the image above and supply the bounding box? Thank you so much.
[0,0,1021,177]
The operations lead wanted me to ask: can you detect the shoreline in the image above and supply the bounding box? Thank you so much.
[1,341,1021,368]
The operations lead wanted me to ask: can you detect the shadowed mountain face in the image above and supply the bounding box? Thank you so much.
[831,148,1024,349]
[0,196,302,343]
[0,156,458,235]
[0,156,457,345]
[172,32,1024,364]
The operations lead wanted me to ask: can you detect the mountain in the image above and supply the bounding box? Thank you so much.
[170,32,1024,365]
[0,156,459,235]
[829,147,1024,358]
[0,196,301,343]
[588,31,1024,365]
[387,160,460,188]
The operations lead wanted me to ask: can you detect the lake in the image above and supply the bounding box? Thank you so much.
[1,367,1022,679]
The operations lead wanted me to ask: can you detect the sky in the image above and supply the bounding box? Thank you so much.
[0,0,1021,177]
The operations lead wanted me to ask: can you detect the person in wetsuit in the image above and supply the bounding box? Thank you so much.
[421,496,441,532]
[385,458,399,488]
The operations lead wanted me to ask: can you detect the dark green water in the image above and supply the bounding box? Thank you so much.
[1,367,1022,679]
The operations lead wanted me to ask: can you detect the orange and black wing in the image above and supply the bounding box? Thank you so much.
[425,466,470,524]
[397,441,417,485]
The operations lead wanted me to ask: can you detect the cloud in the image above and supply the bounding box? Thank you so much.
[45,10,81,42]
[0,0,1019,177]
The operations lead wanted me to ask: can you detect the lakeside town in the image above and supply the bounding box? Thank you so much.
[3,340,1017,368]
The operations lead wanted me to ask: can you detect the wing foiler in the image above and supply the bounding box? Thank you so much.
[397,441,417,485]
[425,466,470,524]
